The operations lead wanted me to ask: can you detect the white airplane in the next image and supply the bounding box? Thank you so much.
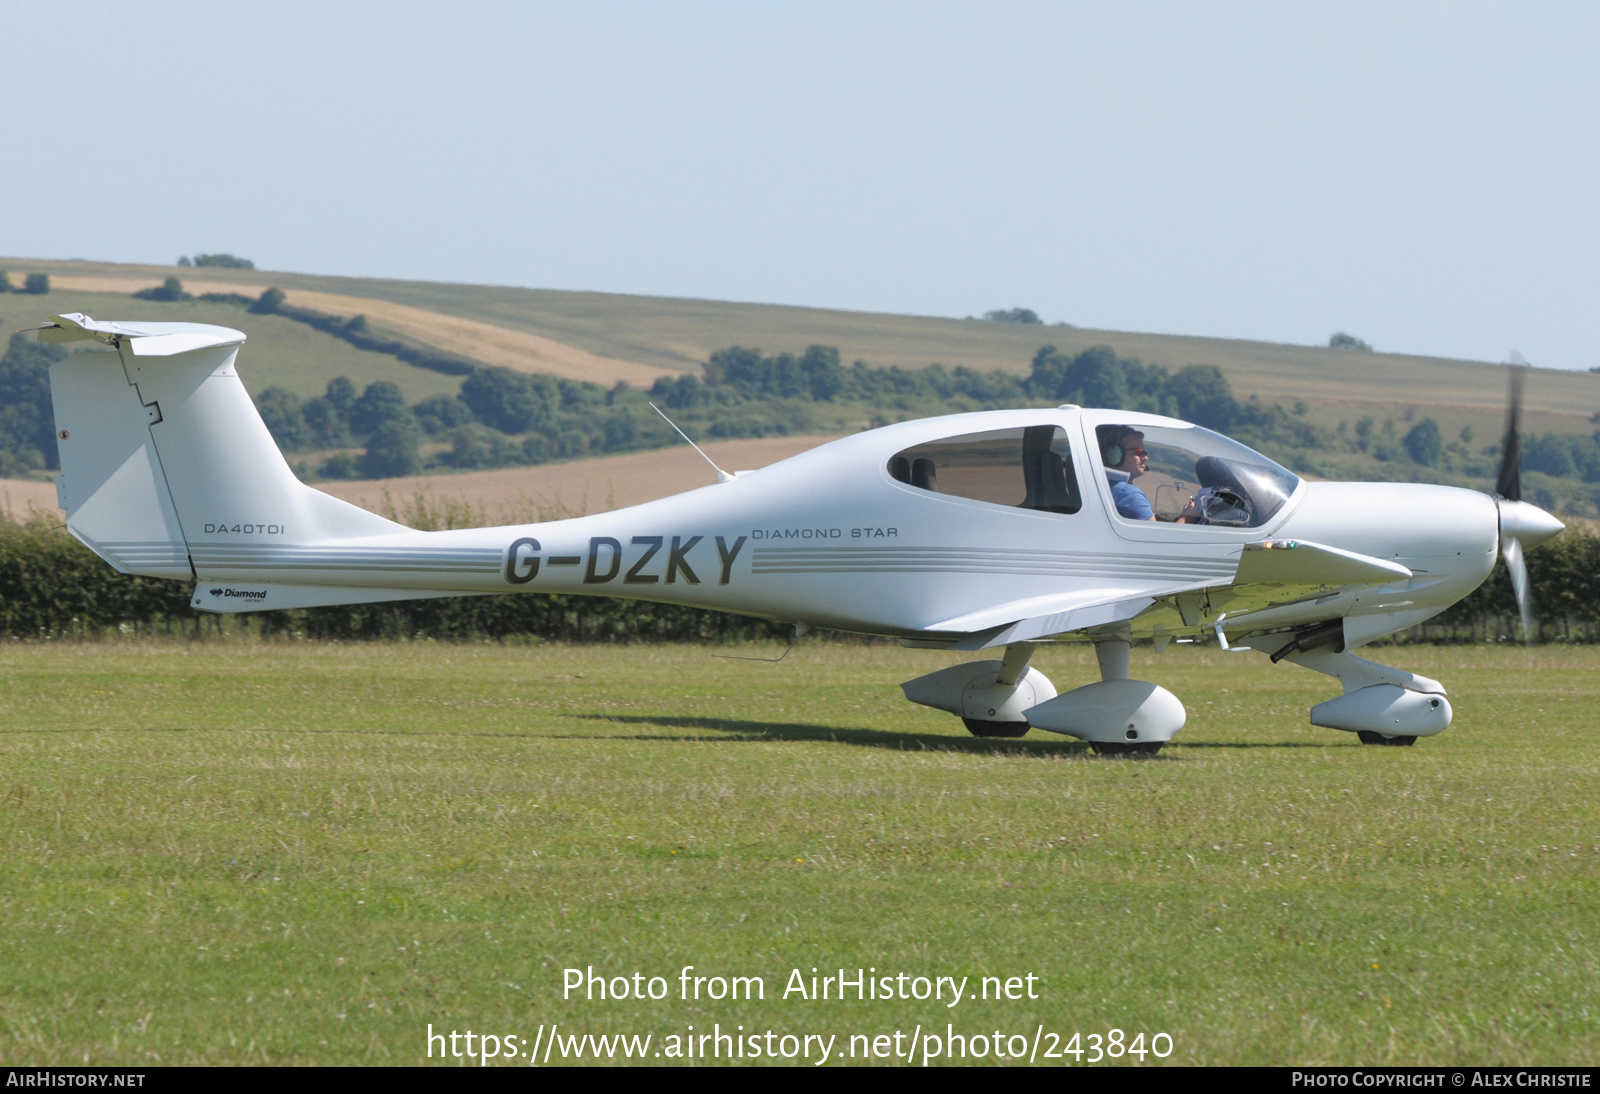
[39,313,1565,754]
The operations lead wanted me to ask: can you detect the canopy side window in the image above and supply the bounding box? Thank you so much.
[888,425,1081,514]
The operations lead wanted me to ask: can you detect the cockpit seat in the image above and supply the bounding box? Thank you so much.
[1021,424,1081,513]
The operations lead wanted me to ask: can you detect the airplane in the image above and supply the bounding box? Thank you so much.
[37,312,1566,754]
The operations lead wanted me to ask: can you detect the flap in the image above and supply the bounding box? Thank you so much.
[925,587,1162,633]
[928,589,1175,650]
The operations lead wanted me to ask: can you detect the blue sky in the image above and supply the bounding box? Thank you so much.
[5,2,1598,368]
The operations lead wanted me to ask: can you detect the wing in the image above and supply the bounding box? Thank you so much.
[924,539,1411,649]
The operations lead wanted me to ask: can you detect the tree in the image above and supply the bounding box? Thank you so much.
[192,254,255,269]
[1329,332,1372,351]
[1403,418,1443,466]
[0,271,11,293]
[301,396,350,447]
[22,274,49,295]
[1027,345,1071,399]
[1522,434,1577,478]
[799,345,845,401]
[984,308,1042,324]
[1166,365,1238,430]
[254,386,308,450]
[651,373,705,410]
[413,393,475,435]
[359,417,421,478]
[0,332,66,471]
[460,368,555,433]
[323,376,356,415]
[319,452,358,480]
[1028,344,1132,407]
[347,381,410,436]
[133,276,190,302]
[1065,346,1128,408]
[250,287,285,314]
[177,256,192,266]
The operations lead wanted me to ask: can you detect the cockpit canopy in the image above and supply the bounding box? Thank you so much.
[1093,421,1299,527]
[886,416,1299,529]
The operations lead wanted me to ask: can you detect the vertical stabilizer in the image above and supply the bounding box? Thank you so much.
[44,315,405,581]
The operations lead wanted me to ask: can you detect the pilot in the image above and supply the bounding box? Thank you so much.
[1098,425,1156,521]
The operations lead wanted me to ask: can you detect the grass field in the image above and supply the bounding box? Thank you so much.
[1,640,1595,1066]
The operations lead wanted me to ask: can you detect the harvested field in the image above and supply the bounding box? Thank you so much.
[47,276,267,298]
[317,434,844,523]
[279,290,686,386]
[42,276,684,387]
[0,480,56,520]
[0,435,842,526]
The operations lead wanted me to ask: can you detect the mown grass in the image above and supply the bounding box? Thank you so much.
[0,640,1596,1066]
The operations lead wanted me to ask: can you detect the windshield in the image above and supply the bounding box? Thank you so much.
[1094,422,1299,528]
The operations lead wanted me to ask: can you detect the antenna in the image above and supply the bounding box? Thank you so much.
[716,623,811,663]
[650,402,733,483]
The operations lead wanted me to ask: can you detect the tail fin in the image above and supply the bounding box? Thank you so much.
[45,313,403,581]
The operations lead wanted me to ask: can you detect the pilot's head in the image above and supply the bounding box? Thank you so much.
[1098,425,1148,479]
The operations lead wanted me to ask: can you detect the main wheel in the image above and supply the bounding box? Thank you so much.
[962,718,1030,738]
[1090,741,1163,756]
[1356,731,1417,747]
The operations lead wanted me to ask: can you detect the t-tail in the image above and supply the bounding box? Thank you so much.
[42,313,485,612]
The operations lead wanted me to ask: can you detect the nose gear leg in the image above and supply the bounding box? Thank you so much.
[1271,637,1451,744]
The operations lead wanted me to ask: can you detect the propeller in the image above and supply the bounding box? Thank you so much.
[1495,353,1525,503]
[1493,351,1564,645]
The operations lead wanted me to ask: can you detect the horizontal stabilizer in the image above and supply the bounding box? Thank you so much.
[39,313,245,355]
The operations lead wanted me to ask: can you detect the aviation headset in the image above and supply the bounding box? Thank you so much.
[1099,425,1141,467]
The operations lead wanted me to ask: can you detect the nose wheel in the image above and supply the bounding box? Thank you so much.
[1356,731,1416,747]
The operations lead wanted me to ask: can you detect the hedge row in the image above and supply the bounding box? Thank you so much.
[0,514,789,642]
[1,513,1596,643]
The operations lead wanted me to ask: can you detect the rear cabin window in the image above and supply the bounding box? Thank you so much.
[888,425,1081,514]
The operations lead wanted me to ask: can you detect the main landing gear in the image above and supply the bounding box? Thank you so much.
[900,628,1187,754]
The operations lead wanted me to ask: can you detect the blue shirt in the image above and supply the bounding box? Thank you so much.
[1111,480,1153,520]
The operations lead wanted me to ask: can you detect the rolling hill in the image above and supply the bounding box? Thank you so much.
[8,256,1597,441]
[3,255,1598,519]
